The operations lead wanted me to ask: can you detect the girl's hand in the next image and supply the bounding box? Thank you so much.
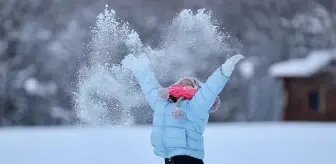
[121,53,150,71]
[121,54,136,70]
[221,54,244,77]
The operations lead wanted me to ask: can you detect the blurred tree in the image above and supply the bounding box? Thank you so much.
[0,0,334,125]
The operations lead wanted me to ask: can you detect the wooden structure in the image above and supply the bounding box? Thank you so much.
[269,50,336,121]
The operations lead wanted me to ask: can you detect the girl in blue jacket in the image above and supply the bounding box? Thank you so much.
[122,54,244,164]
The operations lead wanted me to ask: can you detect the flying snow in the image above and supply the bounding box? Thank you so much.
[74,5,242,125]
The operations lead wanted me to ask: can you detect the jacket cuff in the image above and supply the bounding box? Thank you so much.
[220,66,231,78]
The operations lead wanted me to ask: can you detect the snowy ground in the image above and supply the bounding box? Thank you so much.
[1,122,336,164]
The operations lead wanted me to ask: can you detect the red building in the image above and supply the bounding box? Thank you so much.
[269,50,336,121]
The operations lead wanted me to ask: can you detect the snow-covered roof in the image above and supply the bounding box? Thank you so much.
[269,50,336,77]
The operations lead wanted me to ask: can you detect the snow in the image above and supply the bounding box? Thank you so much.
[23,77,39,93]
[23,77,58,96]
[1,123,336,164]
[290,4,332,34]
[238,59,254,79]
[269,50,336,77]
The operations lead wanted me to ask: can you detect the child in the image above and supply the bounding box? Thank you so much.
[122,54,244,164]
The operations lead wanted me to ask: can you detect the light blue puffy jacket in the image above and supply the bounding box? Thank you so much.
[132,65,230,160]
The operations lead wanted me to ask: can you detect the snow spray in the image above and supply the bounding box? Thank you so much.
[74,5,241,125]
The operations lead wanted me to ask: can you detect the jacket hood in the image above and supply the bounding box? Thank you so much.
[159,76,221,113]
[174,77,201,89]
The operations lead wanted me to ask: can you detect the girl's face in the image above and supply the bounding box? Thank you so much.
[179,79,195,88]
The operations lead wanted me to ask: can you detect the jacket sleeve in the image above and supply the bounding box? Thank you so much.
[188,67,230,114]
[132,65,163,110]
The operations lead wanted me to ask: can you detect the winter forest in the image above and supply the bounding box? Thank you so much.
[0,0,335,126]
